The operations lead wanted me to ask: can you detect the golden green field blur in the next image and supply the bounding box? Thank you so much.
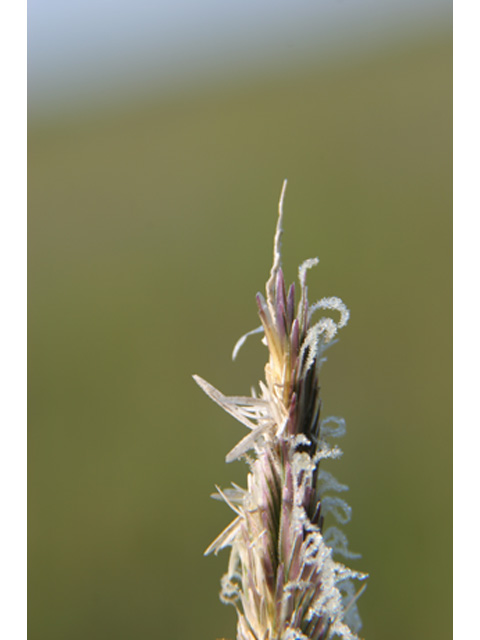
[29,31,451,640]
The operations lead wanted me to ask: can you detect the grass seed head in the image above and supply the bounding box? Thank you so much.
[194,181,367,640]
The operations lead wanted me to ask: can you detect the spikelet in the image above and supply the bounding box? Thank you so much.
[194,181,367,640]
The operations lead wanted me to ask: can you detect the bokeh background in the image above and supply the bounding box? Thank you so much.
[29,2,452,639]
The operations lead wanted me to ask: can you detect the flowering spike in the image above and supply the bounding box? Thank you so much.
[194,184,367,640]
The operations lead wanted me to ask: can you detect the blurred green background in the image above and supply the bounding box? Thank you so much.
[29,16,451,640]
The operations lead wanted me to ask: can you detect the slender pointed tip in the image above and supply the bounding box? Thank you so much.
[278,180,288,221]
[278,179,288,217]
[266,181,289,306]
[192,374,213,394]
